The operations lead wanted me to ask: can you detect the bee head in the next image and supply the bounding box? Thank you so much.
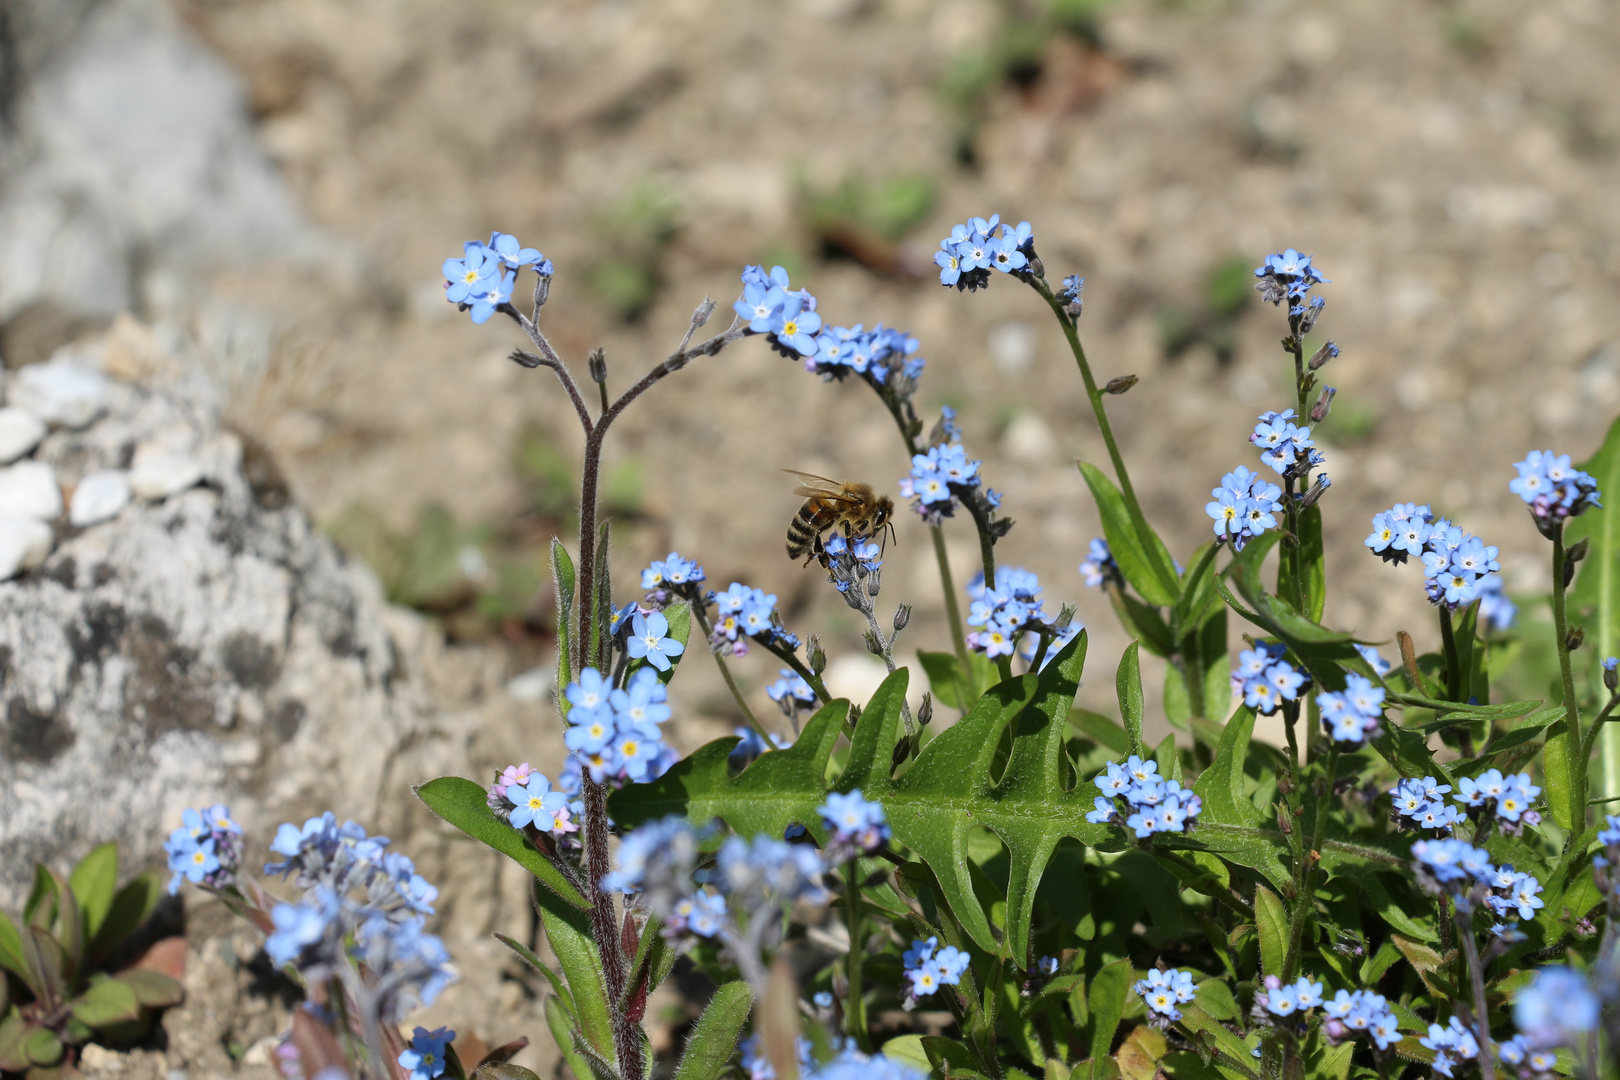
[873,496,894,530]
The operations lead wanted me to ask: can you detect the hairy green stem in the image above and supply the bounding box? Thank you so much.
[761,638,833,705]
[1455,906,1497,1080]
[1284,745,1338,981]
[931,526,973,679]
[1553,526,1588,836]
[688,600,773,745]
[843,859,870,1050]
[1438,606,1461,703]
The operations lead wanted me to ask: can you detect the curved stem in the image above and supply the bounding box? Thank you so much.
[931,525,972,677]
[1455,906,1497,1080]
[761,638,833,705]
[1553,525,1588,838]
[687,600,772,744]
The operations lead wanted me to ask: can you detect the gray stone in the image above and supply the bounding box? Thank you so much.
[0,460,63,520]
[0,408,48,463]
[9,360,109,429]
[69,469,131,526]
[128,447,202,501]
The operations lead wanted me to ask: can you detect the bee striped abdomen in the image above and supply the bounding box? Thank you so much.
[786,500,830,559]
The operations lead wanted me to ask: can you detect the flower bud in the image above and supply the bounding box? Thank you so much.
[918,692,933,727]
[1308,340,1339,370]
[891,737,911,775]
[864,630,884,656]
[1605,658,1618,692]
[1568,537,1591,563]
[893,604,912,632]
[1300,474,1332,509]
[1567,625,1586,652]
[1310,386,1336,423]
[588,347,608,384]
[808,636,827,675]
[1105,375,1138,395]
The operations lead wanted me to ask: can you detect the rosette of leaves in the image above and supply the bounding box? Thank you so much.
[0,845,184,1076]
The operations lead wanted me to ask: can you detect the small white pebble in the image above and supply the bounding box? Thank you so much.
[70,470,133,527]
[0,408,47,463]
[0,460,63,520]
[129,450,202,501]
[0,515,53,580]
[10,361,110,428]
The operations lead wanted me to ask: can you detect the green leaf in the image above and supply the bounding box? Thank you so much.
[0,912,27,989]
[534,885,616,1065]
[415,777,588,908]
[1178,1004,1259,1077]
[1079,461,1178,606]
[1357,874,1435,942]
[48,869,82,981]
[20,926,64,1008]
[69,843,119,944]
[919,650,996,711]
[552,538,576,706]
[496,933,572,1009]
[1087,958,1132,1065]
[1116,642,1144,757]
[23,866,54,927]
[545,995,597,1080]
[90,872,162,965]
[22,1026,63,1068]
[1071,710,1130,755]
[1108,589,1175,658]
[1298,505,1326,623]
[1569,413,1620,674]
[70,977,142,1028]
[474,1065,544,1080]
[116,969,185,1008]
[673,982,753,1080]
[612,632,1106,959]
[1254,885,1287,978]
[1194,706,1259,828]
[626,601,692,688]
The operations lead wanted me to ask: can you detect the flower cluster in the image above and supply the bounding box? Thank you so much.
[808,323,926,391]
[260,812,453,1020]
[933,215,1035,292]
[740,1034,813,1080]
[1510,967,1601,1063]
[1253,248,1329,329]
[1391,775,1466,834]
[1206,466,1285,552]
[1250,409,1324,481]
[441,233,551,324]
[163,804,242,895]
[1078,538,1120,588]
[640,550,706,598]
[1316,674,1386,744]
[736,265,821,356]
[1256,974,1325,1019]
[964,568,1078,664]
[1365,502,1504,610]
[798,1044,927,1080]
[1411,838,1545,927]
[1086,756,1203,838]
[1454,769,1542,825]
[1321,990,1402,1050]
[819,789,890,860]
[1232,642,1307,716]
[1593,813,1620,888]
[708,581,799,656]
[900,442,1007,536]
[398,1026,455,1080]
[1510,450,1602,530]
[766,668,817,719]
[1420,1016,1481,1078]
[900,936,972,1007]
[1057,274,1084,317]
[563,667,678,785]
[820,534,886,602]
[489,762,577,836]
[1134,968,1197,1022]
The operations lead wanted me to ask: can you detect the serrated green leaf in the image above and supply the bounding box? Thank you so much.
[673,982,752,1080]
[1254,886,1286,977]
[534,885,616,1065]
[71,977,142,1027]
[613,633,1106,959]
[552,538,576,709]
[1079,461,1178,606]
[69,843,118,944]
[1087,959,1132,1066]
[415,776,588,908]
[1117,642,1144,757]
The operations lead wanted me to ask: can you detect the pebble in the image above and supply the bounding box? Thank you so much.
[129,448,202,501]
[70,470,132,527]
[9,361,110,428]
[0,461,63,520]
[0,516,54,581]
[0,408,47,463]
[506,666,554,703]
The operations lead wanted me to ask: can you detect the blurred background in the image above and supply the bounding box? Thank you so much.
[3,0,1619,1072]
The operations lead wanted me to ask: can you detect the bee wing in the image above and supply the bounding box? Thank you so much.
[782,469,859,502]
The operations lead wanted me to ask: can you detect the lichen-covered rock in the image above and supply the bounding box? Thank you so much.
[0,359,455,907]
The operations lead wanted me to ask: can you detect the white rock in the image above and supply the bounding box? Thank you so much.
[8,362,110,428]
[0,516,54,581]
[129,449,202,501]
[0,461,63,520]
[0,408,47,463]
[69,470,132,527]
[505,666,554,704]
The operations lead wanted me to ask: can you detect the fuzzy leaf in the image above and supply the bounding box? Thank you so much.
[1116,642,1144,757]
[1079,461,1178,606]
[1178,1004,1258,1077]
[415,776,588,908]
[89,872,162,966]
[0,1011,31,1073]
[919,650,997,711]
[1254,886,1287,978]
[534,885,616,1066]
[673,982,753,1080]
[552,538,576,707]
[69,843,119,944]
[611,632,1103,960]
[71,977,142,1028]
[496,933,572,1011]
[1087,959,1132,1066]
[116,968,185,1008]
[22,1026,63,1068]
[545,994,597,1080]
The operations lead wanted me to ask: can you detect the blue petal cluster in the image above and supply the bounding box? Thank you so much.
[1315,674,1385,743]
[1510,449,1602,527]
[163,804,241,895]
[901,936,972,1005]
[1411,837,1545,927]
[900,442,1005,530]
[964,567,1079,665]
[1365,502,1504,611]
[1322,990,1402,1050]
[1419,1016,1480,1078]
[1391,776,1466,834]
[765,668,816,718]
[735,265,822,356]
[807,323,926,389]
[441,232,551,324]
[1086,756,1203,838]
[398,1026,455,1080]
[1057,275,1084,317]
[1454,769,1542,824]
[490,762,580,836]
[641,551,706,591]
[1511,967,1601,1056]
[1253,248,1329,320]
[1259,975,1324,1018]
[1078,538,1119,588]
[799,1044,928,1080]
[1232,642,1307,716]
[1133,968,1196,1021]
[563,667,678,785]
[707,581,798,657]
[933,215,1034,292]
[260,812,452,1019]
[1206,466,1285,551]
[740,1035,813,1080]
[819,789,891,858]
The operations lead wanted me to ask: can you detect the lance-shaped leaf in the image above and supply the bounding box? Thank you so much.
[1079,461,1179,606]
[416,777,589,908]
[611,632,1105,961]
[673,981,752,1080]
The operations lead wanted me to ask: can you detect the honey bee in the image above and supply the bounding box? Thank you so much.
[783,470,896,565]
